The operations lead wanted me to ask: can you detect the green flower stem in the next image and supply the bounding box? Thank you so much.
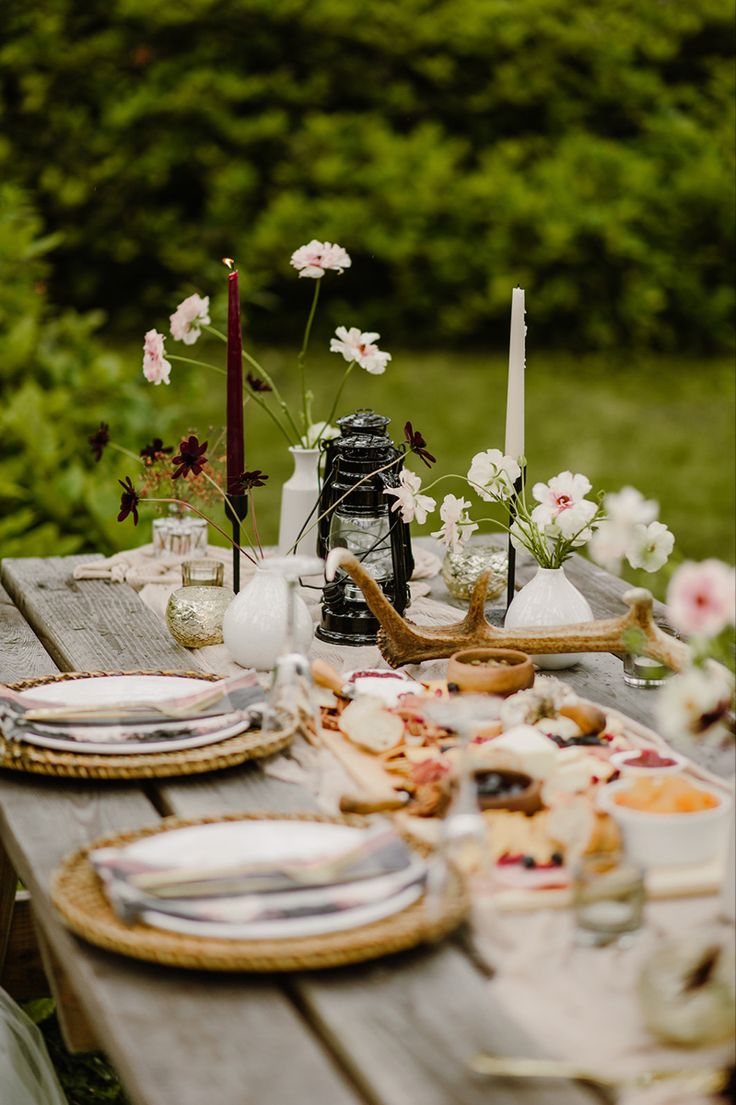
[246,388,295,445]
[248,492,264,558]
[288,454,403,555]
[315,360,355,446]
[169,354,226,375]
[143,497,258,565]
[109,443,144,465]
[297,280,321,433]
[197,467,260,561]
[203,324,302,442]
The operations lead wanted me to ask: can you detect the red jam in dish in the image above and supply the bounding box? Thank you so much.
[622,749,677,768]
[348,670,405,681]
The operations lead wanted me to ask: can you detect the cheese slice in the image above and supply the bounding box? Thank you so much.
[491,725,559,779]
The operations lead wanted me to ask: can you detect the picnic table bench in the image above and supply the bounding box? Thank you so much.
[0,545,677,1105]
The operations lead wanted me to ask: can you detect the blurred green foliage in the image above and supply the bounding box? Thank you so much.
[1,0,734,349]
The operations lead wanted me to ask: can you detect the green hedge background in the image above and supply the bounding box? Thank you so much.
[0,0,734,570]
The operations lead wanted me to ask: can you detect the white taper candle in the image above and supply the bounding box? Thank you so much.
[504,287,526,461]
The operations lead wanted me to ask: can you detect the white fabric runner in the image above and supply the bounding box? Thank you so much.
[0,991,67,1105]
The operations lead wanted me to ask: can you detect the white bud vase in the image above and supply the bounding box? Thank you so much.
[278,447,320,557]
[223,565,313,671]
[504,565,594,670]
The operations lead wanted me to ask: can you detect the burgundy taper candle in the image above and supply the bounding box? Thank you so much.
[226,263,245,499]
[224,259,246,591]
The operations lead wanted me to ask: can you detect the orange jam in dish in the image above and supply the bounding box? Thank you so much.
[613,776,719,814]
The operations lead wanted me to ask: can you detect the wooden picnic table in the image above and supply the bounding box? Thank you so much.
[0,544,681,1105]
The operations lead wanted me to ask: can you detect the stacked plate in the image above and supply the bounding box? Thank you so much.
[0,673,265,756]
[90,820,428,940]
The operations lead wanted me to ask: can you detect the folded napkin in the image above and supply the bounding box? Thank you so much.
[91,821,424,928]
[1,672,264,729]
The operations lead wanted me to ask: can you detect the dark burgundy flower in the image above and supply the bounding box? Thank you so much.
[403,421,436,468]
[140,437,173,461]
[237,469,269,491]
[171,435,208,479]
[89,422,110,463]
[246,372,272,393]
[117,476,140,526]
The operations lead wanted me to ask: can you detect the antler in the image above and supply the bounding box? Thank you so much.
[325,549,690,671]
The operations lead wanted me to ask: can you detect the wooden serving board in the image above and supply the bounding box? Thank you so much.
[318,698,733,911]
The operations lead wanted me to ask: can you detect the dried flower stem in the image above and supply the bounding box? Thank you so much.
[297,280,321,433]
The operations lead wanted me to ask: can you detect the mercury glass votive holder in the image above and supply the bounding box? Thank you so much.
[573,851,645,947]
[166,559,233,648]
[442,544,508,602]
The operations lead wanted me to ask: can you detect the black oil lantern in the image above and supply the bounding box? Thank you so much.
[316,410,414,645]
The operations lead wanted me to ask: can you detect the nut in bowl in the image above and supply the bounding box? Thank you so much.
[598,776,731,869]
[447,648,534,697]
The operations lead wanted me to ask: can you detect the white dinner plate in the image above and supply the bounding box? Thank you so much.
[16,675,256,755]
[104,820,426,940]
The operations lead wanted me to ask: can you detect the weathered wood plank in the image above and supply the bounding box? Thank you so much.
[0,583,58,683]
[155,755,321,818]
[0,777,359,1105]
[290,945,594,1105]
[1,556,200,673]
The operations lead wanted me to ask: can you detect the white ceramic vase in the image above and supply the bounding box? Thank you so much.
[504,565,594,670]
[278,447,320,557]
[222,566,313,670]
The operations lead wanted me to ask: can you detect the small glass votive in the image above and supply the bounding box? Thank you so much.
[622,652,673,688]
[182,559,224,587]
[573,852,645,947]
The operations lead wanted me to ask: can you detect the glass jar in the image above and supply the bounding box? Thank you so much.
[152,505,208,558]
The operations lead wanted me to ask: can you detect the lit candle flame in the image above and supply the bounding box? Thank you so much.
[222,257,236,271]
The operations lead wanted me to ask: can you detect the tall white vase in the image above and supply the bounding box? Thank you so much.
[278,447,320,557]
[504,565,594,670]
[222,565,313,671]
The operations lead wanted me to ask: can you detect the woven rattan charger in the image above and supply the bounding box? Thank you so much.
[52,811,469,971]
[0,671,296,780]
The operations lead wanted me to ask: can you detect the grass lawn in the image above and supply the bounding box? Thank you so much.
[116,346,735,595]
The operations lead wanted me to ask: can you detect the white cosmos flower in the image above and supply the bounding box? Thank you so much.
[588,520,631,574]
[531,471,598,540]
[431,494,478,552]
[467,449,521,502]
[666,559,736,638]
[625,520,674,572]
[142,329,171,385]
[329,326,391,374]
[169,293,210,345]
[604,486,659,527]
[290,240,352,279]
[656,663,734,751]
[384,469,436,525]
[301,422,340,448]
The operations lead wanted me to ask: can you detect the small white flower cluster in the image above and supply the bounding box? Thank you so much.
[329,326,391,375]
[588,486,673,574]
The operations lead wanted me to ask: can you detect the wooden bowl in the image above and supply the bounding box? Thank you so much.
[447,647,534,697]
[474,769,543,814]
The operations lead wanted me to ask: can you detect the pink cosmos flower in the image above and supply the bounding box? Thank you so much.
[169,293,210,345]
[329,326,391,374]
[290,240,352,279]
[431,494,478,552]
[384,469,436,525]
[142,330,171,385]
[667,559,736,638]
[531,471,597,541]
